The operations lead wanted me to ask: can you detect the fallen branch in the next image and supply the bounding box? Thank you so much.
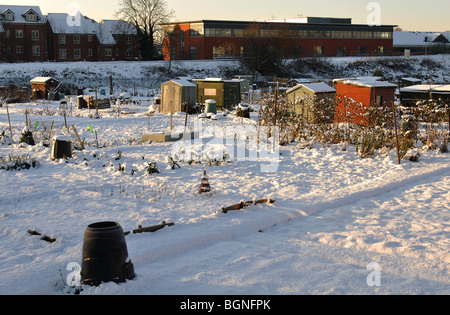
[221,199,275,214]
[124,222,175,236]
[27,229,56,243]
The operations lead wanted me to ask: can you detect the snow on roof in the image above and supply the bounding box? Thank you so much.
[170,78,196,87]
[400,84,450,94]
[334,76,397,88]
[48,12,117,45]
[0,5,44,24]
[48,13,97,34]
[288,82,335,94]
[393,31,449,47]
[101,20,137,35]
[30,77,56,83]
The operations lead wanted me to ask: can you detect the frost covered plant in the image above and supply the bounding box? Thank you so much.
[146,162,160,174]
[19,127,35,146]
[0,154,41,171]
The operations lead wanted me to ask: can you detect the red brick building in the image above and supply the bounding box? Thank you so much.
[334,77,397,126]
[0,5,49,62]
[0,5,140,63]
[162,17,396,60]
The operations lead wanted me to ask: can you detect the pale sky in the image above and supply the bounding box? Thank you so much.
[6,0,450,32]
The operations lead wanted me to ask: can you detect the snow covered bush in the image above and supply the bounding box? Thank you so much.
[0,154,41,171]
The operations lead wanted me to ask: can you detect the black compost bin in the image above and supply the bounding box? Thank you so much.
[81,221,135,286]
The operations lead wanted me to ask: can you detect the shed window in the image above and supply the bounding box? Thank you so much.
[204,89,217,96]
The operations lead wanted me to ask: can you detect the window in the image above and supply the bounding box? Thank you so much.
[190,46,197,60]
[125,35,132,44]
[16,30,24,38]
[376,95,383,106]
[5,30,10,38]
[353,31,373,39]
[314,45,324,57]
[190,23,204,37]
[16,45,24,54]
[74,49,81,59]
[59,49,67,60]
[59,35,66,44]
[126,49,132,59]
[204,89,217,96]
[337,46,347,57]
[378,46,385,56]
[88,35,93,42]
[332,31,352,39]
[25,14,38,22]
[73,35,80,44]
[213,46,226,58]
[358,46,367,56]
[32,46,40,56]
[32,30,39,41]
[5,13,14,21]
[88,49,93,57]
[308,30,331,38]
[105,49,112,57]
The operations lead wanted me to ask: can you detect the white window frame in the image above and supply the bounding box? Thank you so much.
[74,49,81,59]
[16,29,24,38]
[32,45,40,57]
[59,48,67,60]
[32,30,39,41]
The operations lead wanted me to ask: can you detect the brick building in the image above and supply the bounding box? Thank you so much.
[0,5,140,63]
[162,17,396,60]
[0,5,49,62]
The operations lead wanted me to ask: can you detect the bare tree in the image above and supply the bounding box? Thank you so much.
[115,0,174,60]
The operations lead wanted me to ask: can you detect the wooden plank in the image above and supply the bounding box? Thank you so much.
[124,222,175,235]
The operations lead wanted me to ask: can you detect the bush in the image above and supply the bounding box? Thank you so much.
[0,154,41,171]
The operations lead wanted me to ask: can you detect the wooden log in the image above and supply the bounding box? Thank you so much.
[124,222,175,235]
[222,199,275,213]
[71,125,84,149]
[27,229,56,243]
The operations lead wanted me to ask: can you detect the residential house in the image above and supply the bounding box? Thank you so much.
[47,12,100,62]
[0,5,49,62]
[100,20,140,61]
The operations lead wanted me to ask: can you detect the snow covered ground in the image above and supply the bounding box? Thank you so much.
[0,96,448,296]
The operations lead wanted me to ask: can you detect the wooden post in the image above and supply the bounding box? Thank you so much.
[71,125,84,149]
[392,102,401,165]
[6,103,13,140]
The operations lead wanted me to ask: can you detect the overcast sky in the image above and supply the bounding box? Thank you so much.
[8,0,450,31]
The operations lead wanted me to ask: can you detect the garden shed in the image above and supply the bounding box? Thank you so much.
[334,77,397,126]
[160,78,197,114]
[400,84,450,106]
[30,77,60,100]
[195,78,241,110]
[287,82,336,123]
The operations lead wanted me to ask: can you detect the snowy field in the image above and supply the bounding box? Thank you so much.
[0,95,449,296]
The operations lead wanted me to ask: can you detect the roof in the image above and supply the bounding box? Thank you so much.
[287,82,335,94]
[165,78,196,87]
[48,13,97,34]
[0,5,44,24]
[48,12,117,45]
[101,20,137,35]
[30,77,57,84]
[393,31,450,47]
[400,84,450,94]
[334,77,397,88]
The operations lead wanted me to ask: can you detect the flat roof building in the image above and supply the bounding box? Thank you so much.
[162,17,396,60]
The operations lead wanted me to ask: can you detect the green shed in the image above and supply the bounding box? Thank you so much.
[287,82,336,123]
[195,78,241,110]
